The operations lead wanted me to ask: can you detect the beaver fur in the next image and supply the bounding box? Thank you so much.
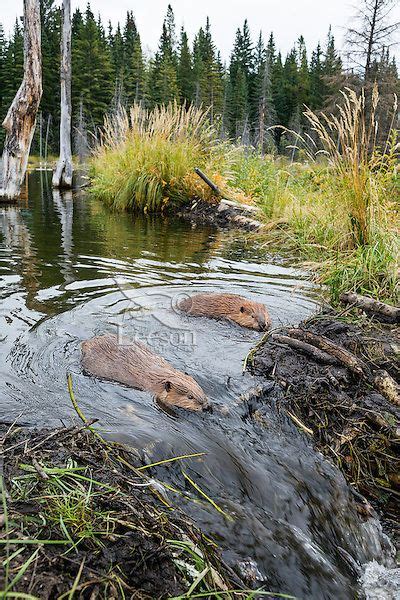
[178,293,271,331]
[81,334,208,411]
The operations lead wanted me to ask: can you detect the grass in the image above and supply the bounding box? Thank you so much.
[89,89,399,305]
[1,386,293,599]
[229,88,399,305]
[90,103,238,213]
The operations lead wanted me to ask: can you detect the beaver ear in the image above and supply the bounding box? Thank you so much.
[240,306,245,313]
[164,381,172,392]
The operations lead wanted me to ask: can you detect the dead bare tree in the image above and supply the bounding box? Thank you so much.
[0,0,42,201]
[53,0,73,188]
[346,0,399,81]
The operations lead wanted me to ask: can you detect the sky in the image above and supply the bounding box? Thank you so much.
[1,0,399,63]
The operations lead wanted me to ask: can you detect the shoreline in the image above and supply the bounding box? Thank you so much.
[248,308,400,550]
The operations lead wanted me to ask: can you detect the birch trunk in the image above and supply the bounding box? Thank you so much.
[0,0,42,201]
[53,0,73,188]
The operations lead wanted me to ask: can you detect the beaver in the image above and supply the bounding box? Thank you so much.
[178,293,271,331]
[81,334,209,411]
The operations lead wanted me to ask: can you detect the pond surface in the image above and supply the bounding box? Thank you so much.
[0,172,391,598]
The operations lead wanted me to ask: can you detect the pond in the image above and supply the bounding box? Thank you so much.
[0,172,391,598]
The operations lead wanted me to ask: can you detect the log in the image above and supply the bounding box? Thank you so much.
[52,0,73,189]
[270,333,338,364]
[0,0,42,200]
[340,292,400,324]
[286,328,399,407]
[194,168,221,196]
[286,328,369,377]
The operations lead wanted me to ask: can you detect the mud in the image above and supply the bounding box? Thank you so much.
[249,310,400,548]
[0,423,242,599]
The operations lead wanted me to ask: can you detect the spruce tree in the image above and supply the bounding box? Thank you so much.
[322,27,342,104]
[178,27,193,106]
[253,32,277,151]
[123,12,144,105]
[147,6,179,106]
[309,43,324,109]
[71,5,113,129]
[192,18,223,120]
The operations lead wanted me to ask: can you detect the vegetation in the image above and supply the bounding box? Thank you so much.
[232,89,399,304]
[1,413,294,599]
[90,103,236,212]
[2,1,397,157]
[90,86,399,305]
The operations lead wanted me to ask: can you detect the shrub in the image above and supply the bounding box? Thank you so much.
[90,103,236,212]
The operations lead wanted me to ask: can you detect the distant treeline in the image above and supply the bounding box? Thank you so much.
[0,1,398,155]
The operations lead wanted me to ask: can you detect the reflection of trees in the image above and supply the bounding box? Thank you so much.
[52,189,74,286]
[0,206,42,313]
[87,200,223,265]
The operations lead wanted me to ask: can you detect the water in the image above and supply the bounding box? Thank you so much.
[0,172,393,598]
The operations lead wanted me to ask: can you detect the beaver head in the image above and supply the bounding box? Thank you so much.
[156,375,209,411]
[234,299,271,331]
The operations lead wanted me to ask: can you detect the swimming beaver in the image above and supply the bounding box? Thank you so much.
[178,293,271,331]
[81,334,209,411]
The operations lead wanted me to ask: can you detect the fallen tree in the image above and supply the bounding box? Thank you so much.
[0,0,42,201]
[340,292,400,324]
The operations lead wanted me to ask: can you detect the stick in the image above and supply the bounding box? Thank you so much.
[194,168,221,196]
[271,333,338,364]
[340,292,400,324]
[286,328,368,377]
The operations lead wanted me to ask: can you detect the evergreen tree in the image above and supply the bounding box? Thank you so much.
[192,18,224,120]
[227,21,254,138]
[253,32,277,150]
[71,5,113,129]
[297,36,310,110]
[177,27,193,105]
[123,12,144,105]
[322,27,342,104]
[39,0,61,144]
[309,43,324,109]
[147,5,179,106]
[110,23,124,85]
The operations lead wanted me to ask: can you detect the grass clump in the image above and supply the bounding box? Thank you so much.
[0,420,289,599]
[90,103,236,213]
[229,87,399,305]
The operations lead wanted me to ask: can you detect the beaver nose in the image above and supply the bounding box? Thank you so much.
[203,403,213,413]
[258,315,266,330]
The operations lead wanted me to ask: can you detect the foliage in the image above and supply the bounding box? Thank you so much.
[90,103,236,212]
[229,88,399,304]
[0,2,372,155]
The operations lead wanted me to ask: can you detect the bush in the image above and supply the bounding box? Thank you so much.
[90,103,236,212]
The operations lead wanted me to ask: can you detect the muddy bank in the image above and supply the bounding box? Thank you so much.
[176,197,264,231]
[248,310,400,547]
[0,422,245,599]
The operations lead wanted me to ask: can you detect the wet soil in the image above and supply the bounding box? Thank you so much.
[176,198,263,231]
[0,423,243,599]
[249,311,400,549]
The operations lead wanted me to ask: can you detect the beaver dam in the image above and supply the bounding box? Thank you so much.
[0,172,399,598]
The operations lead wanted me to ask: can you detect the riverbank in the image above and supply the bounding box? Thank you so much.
[247,306,400,549]
[1,421,267,599]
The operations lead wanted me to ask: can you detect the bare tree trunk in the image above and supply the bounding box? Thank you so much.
[0,0,42,201]
[53,0,73,189]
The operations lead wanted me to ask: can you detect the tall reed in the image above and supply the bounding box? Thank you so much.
[90,103,235,212]
[303,86,399,247]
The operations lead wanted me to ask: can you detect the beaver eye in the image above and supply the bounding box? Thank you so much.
[240,306,245,313]
[187,394,194,400]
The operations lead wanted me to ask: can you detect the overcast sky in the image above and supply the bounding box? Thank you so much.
[1,1,399,63]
